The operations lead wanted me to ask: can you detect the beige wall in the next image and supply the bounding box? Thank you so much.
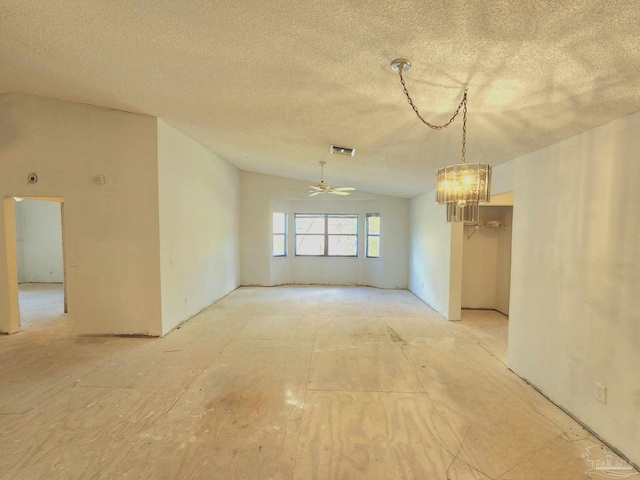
[0,94,162,335]
[408,192,463,320]
[505,111,640,464]
[240,171,409,288]
[1,198,19,332]
[157,120,240,335]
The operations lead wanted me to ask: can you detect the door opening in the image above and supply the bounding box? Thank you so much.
[13,197,66,330]
[458,194,514,363]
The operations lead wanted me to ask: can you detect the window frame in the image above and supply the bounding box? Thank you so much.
[366,213,380,259]
[272,212,287,257]
[294,213,359,257]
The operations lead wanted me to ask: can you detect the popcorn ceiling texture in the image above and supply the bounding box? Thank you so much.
[1,0,639,198]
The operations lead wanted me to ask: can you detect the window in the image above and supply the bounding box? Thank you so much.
[272,212,287,256]
[295,214,358,257]
[366,213,380,258]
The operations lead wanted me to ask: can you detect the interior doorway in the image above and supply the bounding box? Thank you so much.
[458,194,514,363]
[461,205,513,315]
[13,197,66,329]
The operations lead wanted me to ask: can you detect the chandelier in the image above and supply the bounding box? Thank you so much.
[391,59,491,223]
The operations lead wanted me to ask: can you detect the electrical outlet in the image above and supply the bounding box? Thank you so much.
[594,383,607,404]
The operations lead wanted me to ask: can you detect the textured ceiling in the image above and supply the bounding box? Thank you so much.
[1,1,639,198]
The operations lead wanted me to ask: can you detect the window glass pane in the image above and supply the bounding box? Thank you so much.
[295,215,325,234]
[328,216,357,234]
[296,235,324,255]
[367,214,380,235]
[273,234,286,256]
[328,235,357,256]
[273,213,286,234]
[367,236,380,258]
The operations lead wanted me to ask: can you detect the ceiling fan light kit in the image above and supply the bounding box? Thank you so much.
[391,58,491,224]
[309,161,356,197]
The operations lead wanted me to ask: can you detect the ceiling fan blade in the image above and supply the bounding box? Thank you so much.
[328,190,350,196]
[309,191,323,197]
[309,185,323,191]
[333,187,356,191]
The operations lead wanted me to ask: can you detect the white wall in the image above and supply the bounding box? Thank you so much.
[240,171,409,288]
[409,191,462,320]
[157,120,240,335]
[462,206,512,314]
[14,200,25,284]
[0,94,162,335]
[506,111,640,464]
[15,199,64,283]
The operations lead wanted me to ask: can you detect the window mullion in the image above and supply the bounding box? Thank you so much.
[324,215,328,256]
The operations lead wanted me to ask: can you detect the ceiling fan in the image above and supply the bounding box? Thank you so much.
[309,161,356,197]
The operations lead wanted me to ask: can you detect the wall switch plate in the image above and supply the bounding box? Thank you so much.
[595,383,607,404]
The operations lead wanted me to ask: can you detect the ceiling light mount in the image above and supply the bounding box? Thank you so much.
[390,58,491,223]
[390,59,411,73]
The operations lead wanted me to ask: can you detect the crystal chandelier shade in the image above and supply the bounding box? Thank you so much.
[446,202,479,223]
[436,163,491,223]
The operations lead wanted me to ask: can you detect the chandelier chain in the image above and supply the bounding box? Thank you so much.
[461,90,467,164]
[398,69,467,130]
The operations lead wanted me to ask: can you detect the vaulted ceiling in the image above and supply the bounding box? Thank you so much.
[1,1,639,198]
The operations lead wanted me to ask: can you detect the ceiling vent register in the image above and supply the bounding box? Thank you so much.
[329,145,356,156]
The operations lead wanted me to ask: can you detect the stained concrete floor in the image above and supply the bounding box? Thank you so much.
[0,286,631,479]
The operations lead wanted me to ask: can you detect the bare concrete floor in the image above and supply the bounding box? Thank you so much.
[0,286,630,479]
[18,283,65,329]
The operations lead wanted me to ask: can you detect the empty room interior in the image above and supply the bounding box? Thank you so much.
[1,2,639,479]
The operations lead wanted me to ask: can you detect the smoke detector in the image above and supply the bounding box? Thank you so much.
[330,145,355,156]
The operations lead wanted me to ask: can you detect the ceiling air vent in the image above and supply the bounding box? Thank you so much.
[330,145,355,156]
